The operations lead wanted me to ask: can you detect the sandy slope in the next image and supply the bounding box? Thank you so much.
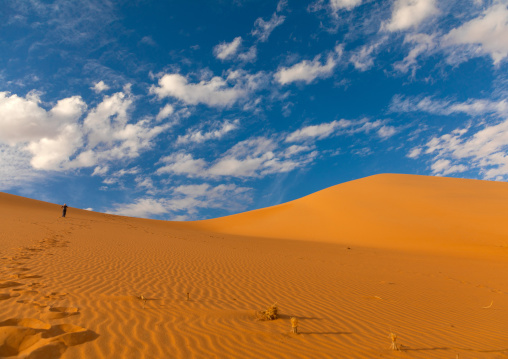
[193,174,508,258]
[1,174,508,358]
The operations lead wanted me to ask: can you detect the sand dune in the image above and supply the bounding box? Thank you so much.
[1,174,508,358]
[192,174,508,257]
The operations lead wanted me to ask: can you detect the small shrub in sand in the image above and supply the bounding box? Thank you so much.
[138,295,147,309]
[290,317,299,334]
[256,303,278,321]
[389,332,400,351]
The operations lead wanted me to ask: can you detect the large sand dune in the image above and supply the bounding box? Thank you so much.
[1,174,508,358]
[194,174,508,257]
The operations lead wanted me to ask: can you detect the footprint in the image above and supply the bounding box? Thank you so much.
[43,292,67,300]
[19,274,43,279]
[44,323,98,345]
[0,281,24,289]
[0,318,98,358]
[41,306,79,320]
[0,293,20,300]
[17,300,47,309]
[0,326,44,357]
[0,318,51,329]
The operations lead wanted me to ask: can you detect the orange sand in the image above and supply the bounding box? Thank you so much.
[1,173,508,358]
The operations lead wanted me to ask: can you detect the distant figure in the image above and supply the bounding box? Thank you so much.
[61,203,68,218]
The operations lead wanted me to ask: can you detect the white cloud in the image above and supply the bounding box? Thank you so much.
[275,45,343,85]
[0,90,168,173]
[108,183,252,219]
[214,37,242,60]
[76,92,167,168]
[394,33,437,74]
[0,92,89,171]
[415,118,508,179]
[284,145,314,158]
[286,120,344,142]
[157,137,316,179]
[27,123,83,170]
[384,0,439,32]
[150,74,247,107]
[0,144,40,190]
[277,0,288,12]
[140,36,156,47]
[286,118,396,142]
[83,92,133,147]
[377,125,397,139]
[308,0,361,18]
[91,81,110,93]
[350,40,386,71]
[157,153,208,176]
[330,0,362,11]
[135,176,155,191]
[156,104,174,121]
[443,3,508,65]
[407,147,422,158]
[177,119,239,144]
[208,138,282,177]
[390,95,508,117]
[109,198,169,218]
[92,165,109,176]
[430,159,468,176]
[252,13,286,42]
[238,46,258,62]
[0,92,86,144]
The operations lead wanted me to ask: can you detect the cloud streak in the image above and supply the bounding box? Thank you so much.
[275,46,343,85]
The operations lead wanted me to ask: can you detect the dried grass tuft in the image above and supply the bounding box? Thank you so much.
[389,332,400,351]
[256,303,278,320]
[138,295,147,309]
[291,317,299,334]
[482,300,493,309]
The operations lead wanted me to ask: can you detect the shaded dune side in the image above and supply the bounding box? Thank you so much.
[189,174,508,255]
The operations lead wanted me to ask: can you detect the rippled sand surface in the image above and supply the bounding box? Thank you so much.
[1,174,508,358]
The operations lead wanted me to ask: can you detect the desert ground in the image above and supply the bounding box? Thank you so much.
[1,174,508,358]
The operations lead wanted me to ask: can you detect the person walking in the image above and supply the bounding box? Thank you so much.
[61,203,68,218]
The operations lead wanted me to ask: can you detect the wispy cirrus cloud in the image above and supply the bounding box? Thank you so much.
[286,118,397,142]
[108,183,252,219]
[177,119,239,145]
[390,95,508,117]
[251,13,286,42]
[213,37,242,60]
[275,45,343,85]
[157,137,316,179]
[410,118,508,180]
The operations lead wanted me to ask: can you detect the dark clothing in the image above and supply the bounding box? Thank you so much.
[62,205,68,218]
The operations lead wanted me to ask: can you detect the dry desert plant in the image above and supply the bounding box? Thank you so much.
[482,300,493,309]
[138,295,147,309]
[256,302,278,320]
[389,332,400,351]
[290,317,299,334]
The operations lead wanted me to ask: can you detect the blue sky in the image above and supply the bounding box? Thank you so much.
[1,0,507,220]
